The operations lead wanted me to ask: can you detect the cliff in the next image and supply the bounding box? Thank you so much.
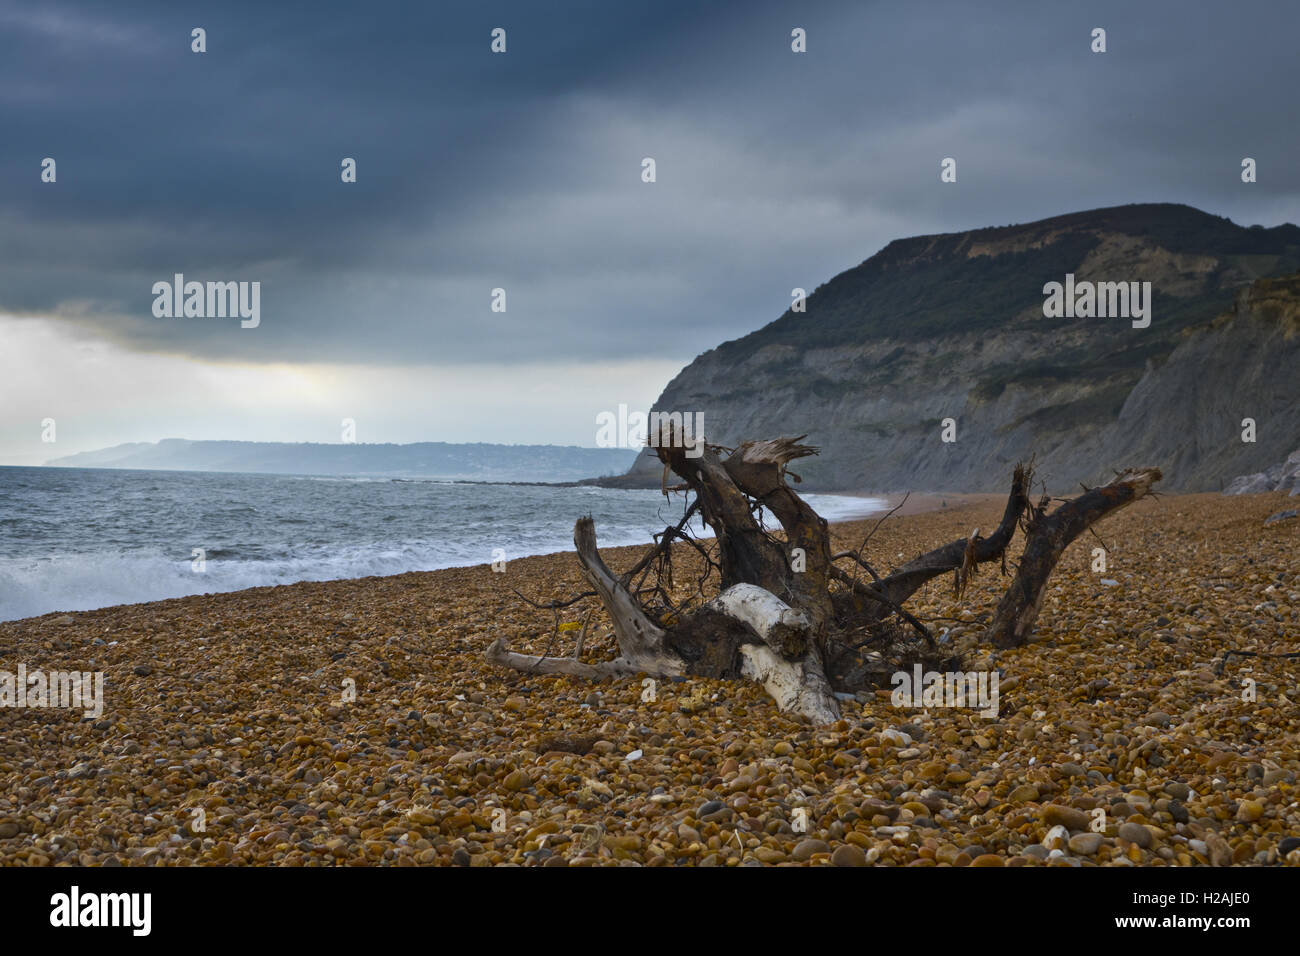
[627,204,1300,492]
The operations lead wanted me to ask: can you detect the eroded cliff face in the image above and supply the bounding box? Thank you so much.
[627,204,1300,492]
[1095,276,1300,493]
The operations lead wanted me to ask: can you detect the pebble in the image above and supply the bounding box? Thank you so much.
[503,769,531,791]
[831,845,867,867]
[1008,784,1039,803]
[1068,833,1104,855]
[1042,805,1090,831]
[1042,825,1069,850]
[792,839,831,861]
[1236,800,1264,823]
[1206,834,1233,867]
[1118,822,1153,848]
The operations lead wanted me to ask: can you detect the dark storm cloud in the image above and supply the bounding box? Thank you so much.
[2,0,1298,365]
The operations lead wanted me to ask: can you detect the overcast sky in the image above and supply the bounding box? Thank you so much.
[2,0,1298,464]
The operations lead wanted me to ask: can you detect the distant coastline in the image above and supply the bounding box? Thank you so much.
[41,437,639,485]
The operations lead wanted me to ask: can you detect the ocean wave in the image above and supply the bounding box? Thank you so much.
[0,543,483,620]
[0,530,660,621]
[0,481,886,621]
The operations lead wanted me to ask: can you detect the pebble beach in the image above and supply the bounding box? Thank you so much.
[1,492,1297,867]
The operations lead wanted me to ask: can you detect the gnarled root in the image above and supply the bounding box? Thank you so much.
[985,467,1162,648]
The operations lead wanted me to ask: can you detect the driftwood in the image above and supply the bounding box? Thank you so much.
[487,432,1161,724]
[985,467,1162,648]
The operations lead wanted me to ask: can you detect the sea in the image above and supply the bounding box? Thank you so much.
[0,466,886,622]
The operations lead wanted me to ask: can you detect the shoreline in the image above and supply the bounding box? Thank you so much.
[838,490,1008,518]
[0,489,956,626]
[0,489,1284,628]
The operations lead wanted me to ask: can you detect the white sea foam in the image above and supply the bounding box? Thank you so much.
[0,469,886,621]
